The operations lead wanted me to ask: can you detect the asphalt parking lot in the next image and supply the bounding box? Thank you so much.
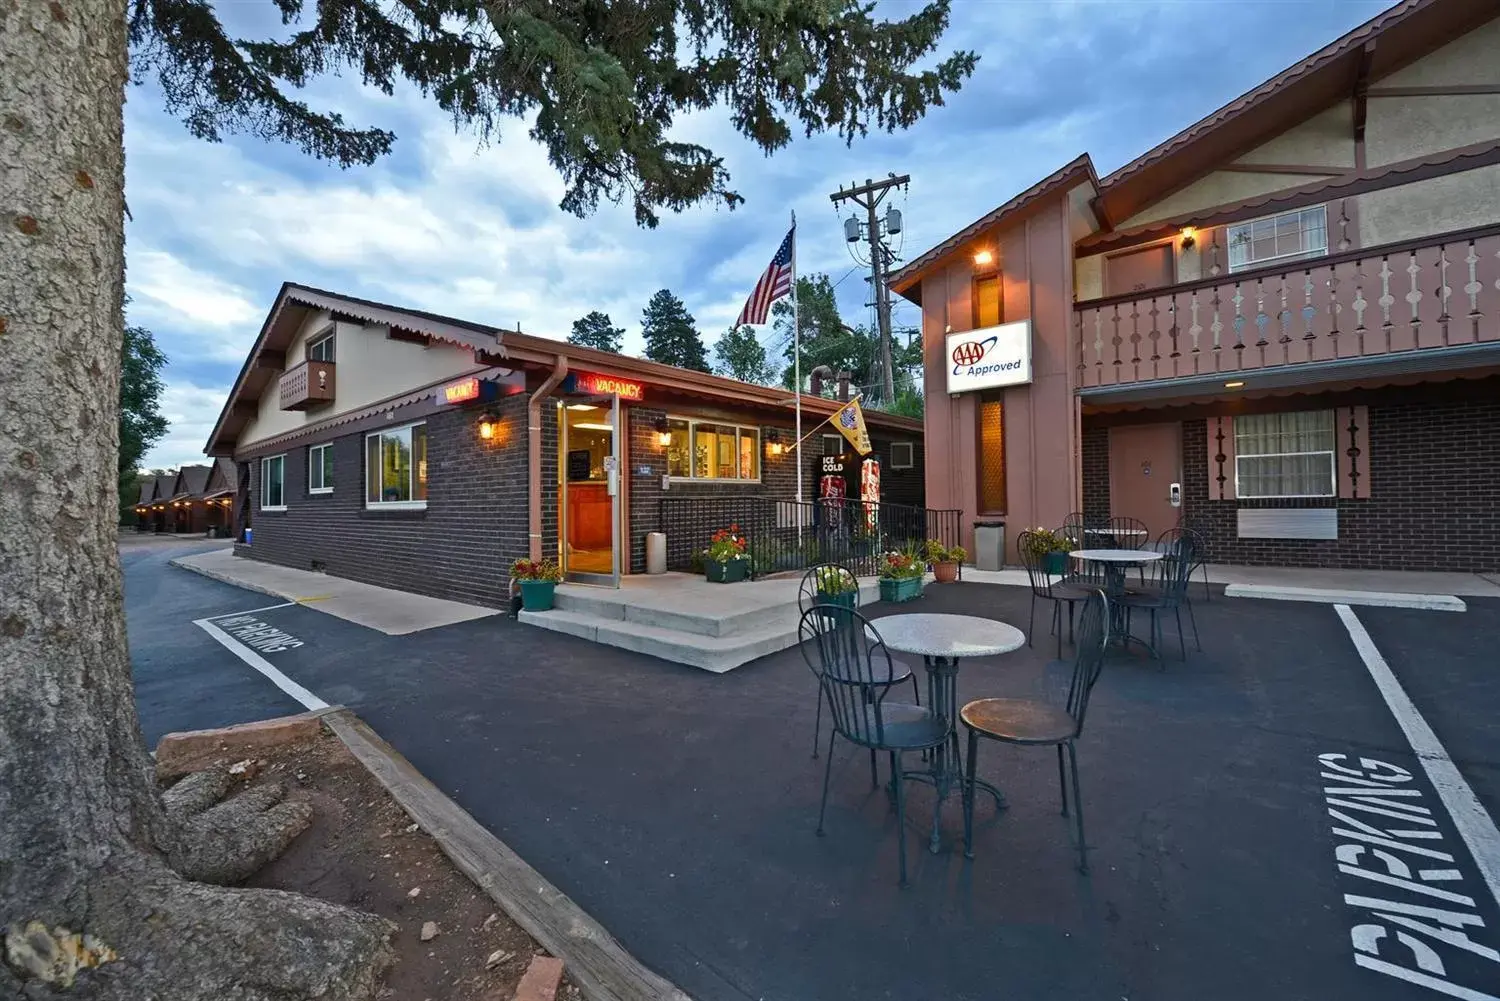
[127,542,1500,1001]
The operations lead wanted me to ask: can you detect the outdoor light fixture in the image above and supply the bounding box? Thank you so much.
[1180,226,1197,249]
[1225,380,1245,389]
[973,249,994,267]
[766,430,784,456]
[654,416,672,447]
[477,411,500,440]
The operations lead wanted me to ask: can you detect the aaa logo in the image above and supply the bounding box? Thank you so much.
[951,336,997,368]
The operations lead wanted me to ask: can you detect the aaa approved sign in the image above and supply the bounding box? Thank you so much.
[945,320,1032,394]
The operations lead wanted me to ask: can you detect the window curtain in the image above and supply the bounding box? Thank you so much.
[1234,411,1336,498]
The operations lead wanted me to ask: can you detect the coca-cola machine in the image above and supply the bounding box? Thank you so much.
[818,454,848,530]
[860,457,880,532]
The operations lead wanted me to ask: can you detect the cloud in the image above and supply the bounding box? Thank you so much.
[123,0,1390,468]
[144,381,235,471]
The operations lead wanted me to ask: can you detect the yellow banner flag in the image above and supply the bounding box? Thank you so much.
[832,398,872,456]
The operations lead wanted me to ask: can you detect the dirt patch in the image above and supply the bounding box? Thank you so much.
[164,728,582,1000]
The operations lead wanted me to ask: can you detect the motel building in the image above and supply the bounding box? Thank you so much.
[896,0,1500,572]
[203,284,925,606]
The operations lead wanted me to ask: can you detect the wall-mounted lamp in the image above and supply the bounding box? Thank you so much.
[973,249,994,268]
[653,416,672,447]
[1224,380,1245,389]
[766,429,784,457]
[1180,226,1197,249]
[477,411,501,441]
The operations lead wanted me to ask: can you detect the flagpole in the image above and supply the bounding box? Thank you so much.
[791,210,803,525]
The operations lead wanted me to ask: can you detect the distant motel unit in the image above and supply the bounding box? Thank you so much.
[202,284,925,606]
[894,0,1500,572]
[133,459,236,536]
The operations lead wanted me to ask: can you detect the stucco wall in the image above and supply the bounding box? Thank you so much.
[239,310,482,448]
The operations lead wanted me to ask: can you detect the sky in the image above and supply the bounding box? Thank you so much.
[125,0,1392,470]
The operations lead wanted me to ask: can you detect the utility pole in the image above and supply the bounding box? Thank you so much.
[831,173,908,406]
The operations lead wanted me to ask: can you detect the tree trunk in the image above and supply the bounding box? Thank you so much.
[0,3,389,996]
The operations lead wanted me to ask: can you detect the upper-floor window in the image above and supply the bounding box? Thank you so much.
[261,454,286,510]
[974,274,1002,328]
[307,330,335,362]
[365,422,427,507]
[1235,410,1336,498]
[1228,207,1328,273]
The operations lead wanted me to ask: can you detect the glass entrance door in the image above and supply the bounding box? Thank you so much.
[560,396,620,586]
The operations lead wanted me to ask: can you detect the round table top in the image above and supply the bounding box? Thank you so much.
[875,613,1025,659]
[1069,548,1164,563]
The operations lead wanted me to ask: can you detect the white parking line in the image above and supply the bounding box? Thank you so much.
[1335,603,1500,910]
[194,609,328,712]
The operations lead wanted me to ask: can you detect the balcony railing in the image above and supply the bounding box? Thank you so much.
[278,360,335,410]
[1075,223,1500,390]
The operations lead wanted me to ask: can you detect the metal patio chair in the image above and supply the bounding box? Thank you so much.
[1019,530,1095,659]
[799,605,949,886]
[1154,525,1211,603]
[1121,532,1201,666]
[797,564,920,758]
[961,589,1110,873]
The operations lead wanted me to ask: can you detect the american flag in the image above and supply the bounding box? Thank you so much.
[734,226,795,327]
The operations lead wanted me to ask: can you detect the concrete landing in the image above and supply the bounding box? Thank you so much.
[170,548,499,635]
[519,572,887,672]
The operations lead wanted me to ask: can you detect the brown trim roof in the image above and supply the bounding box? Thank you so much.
[137,478,157,505]
[887,155,1098,301]
[207,285,921,456]
[1078,138,1500,255]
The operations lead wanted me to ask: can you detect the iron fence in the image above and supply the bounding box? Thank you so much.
[658,495,962,579]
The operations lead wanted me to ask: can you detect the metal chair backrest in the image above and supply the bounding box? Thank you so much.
[1059,513,1088,553]
[1066,591,1111,733]
[797,563,861,615]
[1104,516,1149,550]
[1154,532,1199,606]
[1017,530,1061,598]
[1157,526,1207,567]
[798,606,899,747]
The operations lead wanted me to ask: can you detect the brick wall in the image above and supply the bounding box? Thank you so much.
[1180,394,1500,572]
[1081,426,1110,522]
[239,395,533,607]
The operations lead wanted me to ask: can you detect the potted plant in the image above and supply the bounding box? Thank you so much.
[878,549,925,603]
[1028,527,1072,576]
[702,525,750,583]
[813,565,859,609]
[511,557,562,611]
[926,539,966,584]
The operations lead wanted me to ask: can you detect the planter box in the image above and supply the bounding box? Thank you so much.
[705,558,749,583]
[879,577,923,603]
[814,591,858,610]
[1042,551,1069,576]
[519,580,557,611]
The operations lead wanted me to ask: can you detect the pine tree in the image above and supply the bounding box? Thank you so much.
[714,325,775,385]
[2,0,974,994]
[568,311,625,353]
[641,290,711,372]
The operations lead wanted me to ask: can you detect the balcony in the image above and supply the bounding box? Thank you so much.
[278,360,335,410]
[1075,223,1500,394]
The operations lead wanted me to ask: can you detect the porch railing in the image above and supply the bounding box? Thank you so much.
[1075,223,1500,390]
[658,496,962,579]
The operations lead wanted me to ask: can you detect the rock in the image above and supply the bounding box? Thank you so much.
[419,921,439,942]
[481,913,499,931]
[485,949,514,969]
[405,822,419,833]
[407,886,421,898]
[227,758,258,781]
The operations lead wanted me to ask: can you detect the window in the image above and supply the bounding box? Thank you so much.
[974,274,1002,328]
[977,397,1006,513]
[665,418,760,481]
[1228,207,1328,272]
[308,443,333,494]
[822,434,844,456]
[365,422,428,507]
[1234,411,1336,498]
[306,329,335,362]
[261,455,286,510]
[891,441,915,470]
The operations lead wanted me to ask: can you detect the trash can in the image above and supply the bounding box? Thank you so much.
[646,532,667,574]
[973,520,1005,571]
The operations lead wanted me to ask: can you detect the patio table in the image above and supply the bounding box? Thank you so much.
[873,613,1025,853]
[1068,549,1163,656]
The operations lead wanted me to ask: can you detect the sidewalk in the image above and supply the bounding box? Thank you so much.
[170,548,499,635]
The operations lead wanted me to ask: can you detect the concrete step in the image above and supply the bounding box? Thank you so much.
[551,580,884,638]
[518,608,805,673]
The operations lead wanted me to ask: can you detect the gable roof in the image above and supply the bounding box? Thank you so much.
[887,155,1099,301]
[137,477,157,505]
[1094,0,1495,226]
[174,464,212,499]
[153,473,176,502]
